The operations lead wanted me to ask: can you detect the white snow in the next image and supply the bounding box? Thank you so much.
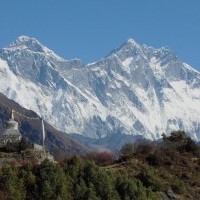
[122,57,133,67]
[1,36,200,141]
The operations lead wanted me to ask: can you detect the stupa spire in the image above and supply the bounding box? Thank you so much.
[11,109,15,120]
[41,118,45,146]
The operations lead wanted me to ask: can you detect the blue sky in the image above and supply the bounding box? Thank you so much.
[1,0,200,70]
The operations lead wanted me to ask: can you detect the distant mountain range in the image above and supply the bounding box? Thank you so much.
[0,36,200,141]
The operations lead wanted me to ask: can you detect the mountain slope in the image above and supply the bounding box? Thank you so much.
[0,92,90,159]
[0,36,200,140]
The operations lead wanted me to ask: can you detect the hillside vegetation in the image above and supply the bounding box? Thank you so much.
[0,131,200,199]
[0,157,157,199]
[108,131,200,199]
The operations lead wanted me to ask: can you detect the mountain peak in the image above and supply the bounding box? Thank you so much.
[126,38,138,45]
[116,38,141,52]
[107,38,141,57]
[17,35,35,42]
[124,38,141,49]
[4,35,65,61]
[7,35,45,53]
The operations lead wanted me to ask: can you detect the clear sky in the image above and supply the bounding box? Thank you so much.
[1,0,200,70]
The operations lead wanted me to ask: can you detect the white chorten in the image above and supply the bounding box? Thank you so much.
[0,109,22,146]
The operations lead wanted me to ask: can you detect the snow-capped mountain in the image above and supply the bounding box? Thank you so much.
[0,36,200,140]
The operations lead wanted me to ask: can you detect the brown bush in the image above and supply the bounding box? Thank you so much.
[134,141,155,156]
[86,151,115,166]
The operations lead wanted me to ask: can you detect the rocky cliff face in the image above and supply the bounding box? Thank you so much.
[0,36,200,140]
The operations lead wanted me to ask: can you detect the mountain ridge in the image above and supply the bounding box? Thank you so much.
[0,36,200,141]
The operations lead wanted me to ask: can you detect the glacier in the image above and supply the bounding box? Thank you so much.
[0,35,200,140]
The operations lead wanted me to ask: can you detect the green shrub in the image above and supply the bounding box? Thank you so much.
[171,179,186,194]
[137,167,165,191]
[120,143,135,161]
